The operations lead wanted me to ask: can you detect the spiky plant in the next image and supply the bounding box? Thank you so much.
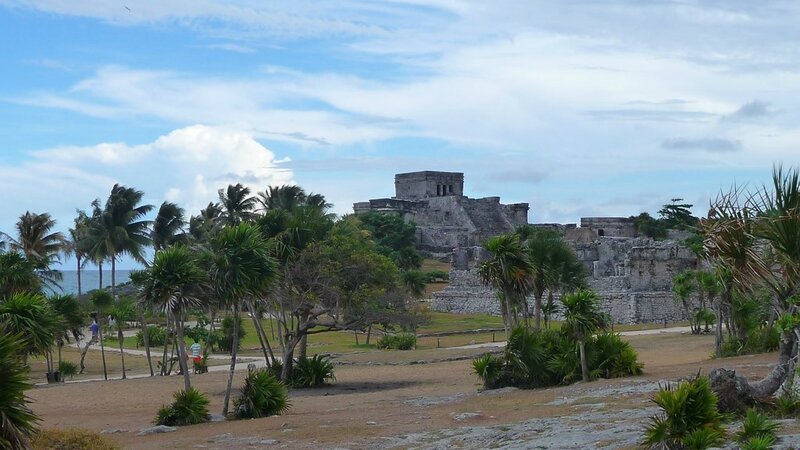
[735,408,779,444]
[0,330,39,449]
[293,355,335,388]
[154,387,210,426]
[234,369,291,419]
[472,353,505,389]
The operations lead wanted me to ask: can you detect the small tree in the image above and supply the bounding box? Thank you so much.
[561,290,608,382]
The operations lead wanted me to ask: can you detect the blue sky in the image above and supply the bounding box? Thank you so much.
[1,1,799,269]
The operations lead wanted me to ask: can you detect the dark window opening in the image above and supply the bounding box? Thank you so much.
[598,229,605,237]
[449,184,453,194]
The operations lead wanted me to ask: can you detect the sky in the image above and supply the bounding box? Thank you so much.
[1,1,799,269]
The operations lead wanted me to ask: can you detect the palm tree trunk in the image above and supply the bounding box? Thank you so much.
[111,257,116,300]
[99,321,108,380]
[117,326,126,379]
[140,311,154,376]
[57,341,63,380]
[77,254,82,298]
[534,291,543,330]
[366,325,372,345]
[222,303,240,417]
[161,316,170,375]
[246,301,274,366]
[175,316,191,391]
[579,339,589,382]
[98,261,103,290]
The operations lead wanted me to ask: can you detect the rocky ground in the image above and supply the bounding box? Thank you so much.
[28,332,800,449]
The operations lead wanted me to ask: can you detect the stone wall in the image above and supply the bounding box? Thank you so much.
[580,217,637,238]
[395,171,464,199]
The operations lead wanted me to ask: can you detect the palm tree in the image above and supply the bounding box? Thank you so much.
[561,290,608,382]
[107,298,136,380]
[0,252,41,300]
[88,185,154,299]
[1,212,68,290]
[672,271,698,334]
[0,329,38,449]
[67,210,92,298]
[152,201,187,251]
[138,246,206,390]
[209,223,277,416]
[91,290,113,380]
[0,292,61,369]
[477,234,532,336]
[189,202,221,241]
[128,269,155,376]
[218,183,257,226]
[48,294,84,376]
[522,228,575,330]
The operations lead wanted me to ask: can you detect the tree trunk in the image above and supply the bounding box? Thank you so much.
[57,341,63,379]
[366,325,372,345]
[175,316,191,391]
[247,301,274,367]
[534,291,543,331]
[99,320,108,380]
[140,311,154,377]
[117,326,127,380]
[222,303,240,417]
[99,261,103,290]
[710,329,797,413]
[281,335,301,382]
[160,316,170,375]
[579,339,589,382]
[111,257,116,300]
[77,254,82,299]
[79,338,92,374]
[715,295,724,357]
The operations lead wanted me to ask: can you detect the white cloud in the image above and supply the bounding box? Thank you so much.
[0,125,293,233]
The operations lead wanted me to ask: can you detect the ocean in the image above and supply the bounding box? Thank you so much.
[54,269,132,296]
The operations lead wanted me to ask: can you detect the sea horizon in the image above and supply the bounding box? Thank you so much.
[51,269,132,296]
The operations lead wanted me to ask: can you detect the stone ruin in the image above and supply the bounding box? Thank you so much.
[353,171,529,257]
[354,172,696,325]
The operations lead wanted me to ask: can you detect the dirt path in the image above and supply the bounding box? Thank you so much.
[28,332,793,449]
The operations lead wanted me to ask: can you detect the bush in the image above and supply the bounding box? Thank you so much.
[642,375,726,449]
[293,355,335,388]
[154,387,210,426]
[473,327,644,390]
[735,408,779,445]
[209,316,246,353]
[136,325,168,348]
[234,369,291,419]
[31,428,119,450]
[0,330,38,450]
[775,392,800,417]
[193,357,208,374]
[58,361,78,380]
[472,353,504,389]
[377,333,416,350]
[719,327,780,357]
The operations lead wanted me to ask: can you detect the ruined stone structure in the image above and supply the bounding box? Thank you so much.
[355,171,696,325]
[353,171,529,256]
[432,216,699,324]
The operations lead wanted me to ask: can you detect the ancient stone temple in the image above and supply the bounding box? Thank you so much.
[432,218,699,325]
[353,171,529,256]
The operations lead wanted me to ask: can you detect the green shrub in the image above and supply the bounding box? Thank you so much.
[377,333,416,350]
[592,333,644,378]
[472,353,504,389]
[154,387,210,426]
[209,316,246,352]
[268,359,284,380]
[136,325,168,347]
[775,392,800,417]
[0,330,38,450]
[58,361,79,380]
[293,355,335,388]
[719,327,779,357]
[735,408,779,445]
[32,428,119,450]
[642,375,726,449]
[741,434,777,450]
[234,369,291,419]
[192,357,208,374]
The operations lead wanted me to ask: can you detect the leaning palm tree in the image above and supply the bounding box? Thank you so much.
[152,201,187,251]
[1,212,68,291]
[0,252,41,300]
[218,183,257,226]
[67,210,92,298]
[209,223,277,416]
[0,292,61,372]
[477,234,532,336]
[0,329,39,449]
[47,294,84,376]
[88,185,154,298]
[138,246,206,390]
[561,290,608,382]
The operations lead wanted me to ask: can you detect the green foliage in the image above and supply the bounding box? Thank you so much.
[740,434,777,450]
[90,290,113,312]
[658,198,699,231]
[355,212,418,264]
[474,326,643,390]
[0,330,38,450]
[631,212,668,240]
[735,408,779,445]
[136,325,168,347]
[376,333,416,350]
[472,353,505,389]
[234,369,291,419]
[0,252,41,300]
[292,355,335,388]
[58,361,78,379]
[210,316,246,352]
[31,428,119,450]
[154,387,210,426]
[774,392,800,417]
[0,291,61,356]
[193,356,208,374]
[719,327,779,357]
[642,376,726,449]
